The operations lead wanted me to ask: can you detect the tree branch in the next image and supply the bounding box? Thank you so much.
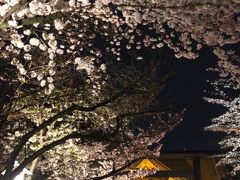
[92,158,140,180]
[0,0,31,22]
[206,126,240,133]
[9,131,105,179]
[0,11,64,29]
[3,91,124,179]
[0,1,232,29]
[115,1,232,10]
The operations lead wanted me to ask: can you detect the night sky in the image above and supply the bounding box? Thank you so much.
[160,47,232,152]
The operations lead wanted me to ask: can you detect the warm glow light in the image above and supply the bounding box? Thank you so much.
[136,159,157,170]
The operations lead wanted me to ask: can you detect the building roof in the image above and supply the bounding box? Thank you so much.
[160,158,221,180]
[127,158,187,180]
[125,153,223,180]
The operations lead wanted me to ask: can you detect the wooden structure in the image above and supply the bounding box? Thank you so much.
[126,153,224,180]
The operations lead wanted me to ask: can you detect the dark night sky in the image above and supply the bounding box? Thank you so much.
[160,48,229,152]
[161,101,226,152]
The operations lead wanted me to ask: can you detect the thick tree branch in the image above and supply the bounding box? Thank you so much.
[115,1,231,10]
[0,1,232,29]
[9,131,105,179]
[92,158,140,180]
[0,11,64,29]
[3,91,124,179]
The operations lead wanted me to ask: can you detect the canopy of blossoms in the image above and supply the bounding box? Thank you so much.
[0,0,239,179]
[0,0,239,89]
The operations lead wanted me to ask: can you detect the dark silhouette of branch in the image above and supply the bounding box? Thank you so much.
[92,158,140,180]
[3,91,124,179]
[0,11,64,29]
[10,131,106,179]
[0,1,231,29]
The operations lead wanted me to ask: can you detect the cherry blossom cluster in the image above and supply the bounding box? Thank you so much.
[205,95,240,174]
[1,52,178,179]
[0,0,239,95]
[37,113,182,179]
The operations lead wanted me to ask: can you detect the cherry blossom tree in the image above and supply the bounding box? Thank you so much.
[204,60,240,176]
[205,96,240,175]
[0,49,182,180]
[0,0,239,86]
[0,0,240,179]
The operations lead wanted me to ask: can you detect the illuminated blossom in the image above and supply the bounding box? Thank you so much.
[29,38,40,46]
